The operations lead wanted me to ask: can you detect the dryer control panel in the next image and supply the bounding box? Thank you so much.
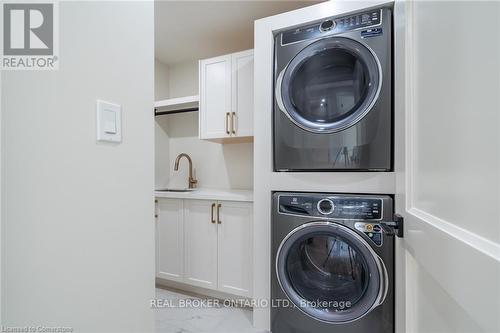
[278,194,383,220]
[280,9,382,45]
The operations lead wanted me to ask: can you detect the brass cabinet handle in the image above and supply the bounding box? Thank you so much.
[217,203,222,224]
[211,203,216,224]
[225,112,230,135]
[231,112,236,135]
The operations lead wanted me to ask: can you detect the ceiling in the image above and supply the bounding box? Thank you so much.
[155,1,322,65]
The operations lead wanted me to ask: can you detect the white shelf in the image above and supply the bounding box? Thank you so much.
[154,95,199,114]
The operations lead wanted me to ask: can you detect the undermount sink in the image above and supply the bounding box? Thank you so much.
[155,188,195,192]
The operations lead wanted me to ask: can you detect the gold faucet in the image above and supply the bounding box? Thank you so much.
[174,153,198,189]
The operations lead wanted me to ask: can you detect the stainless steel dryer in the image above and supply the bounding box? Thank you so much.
[271,192,394,333]
[274,7,392,171]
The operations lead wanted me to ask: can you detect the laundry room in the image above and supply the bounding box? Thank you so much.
[1,1,499,333]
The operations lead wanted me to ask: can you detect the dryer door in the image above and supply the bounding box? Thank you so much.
[275,221,388,323]
[276,37,382,134]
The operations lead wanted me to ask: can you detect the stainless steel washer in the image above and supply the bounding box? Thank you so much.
[273,7,393,171]
[271,192,394,333]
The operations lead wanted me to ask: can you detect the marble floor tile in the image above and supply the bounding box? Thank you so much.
[154,288,268,333]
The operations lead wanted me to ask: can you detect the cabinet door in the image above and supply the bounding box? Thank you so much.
[217,201,253,297]
[156,198,184,282]
[199,55,232,139]
[184,200,218,289]
[231,50,254,138]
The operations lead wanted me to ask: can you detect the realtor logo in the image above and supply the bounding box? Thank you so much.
[1,2,59,69]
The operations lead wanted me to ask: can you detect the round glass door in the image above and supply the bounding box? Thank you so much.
[276,222,387,323]
[276,37,381,133]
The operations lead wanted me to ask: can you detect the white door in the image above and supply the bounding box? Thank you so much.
[217,201,253,297]
[396,2,500,332]
[199,54,232,139]
[184,200,218,289]
[231,50,254,137]
[156,198,184,282]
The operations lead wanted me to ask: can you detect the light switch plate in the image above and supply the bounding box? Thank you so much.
[96,100,122,143]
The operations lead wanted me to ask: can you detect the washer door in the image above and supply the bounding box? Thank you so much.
[276,37,382,133]
[276,221,388,323]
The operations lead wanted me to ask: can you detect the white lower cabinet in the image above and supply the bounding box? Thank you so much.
[217,201,253,297]
[156,198,184,282]
[184,200,218,290]
[155,198,253,297]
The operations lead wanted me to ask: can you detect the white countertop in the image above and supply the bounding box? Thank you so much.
[155,188,253,202]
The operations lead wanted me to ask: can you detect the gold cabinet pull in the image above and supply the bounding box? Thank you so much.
[231,112,236,135]
[225,112,230,135]
[211,203,216,224]
[217,203,222,224]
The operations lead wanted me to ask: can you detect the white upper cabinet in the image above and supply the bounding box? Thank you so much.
[199,54,232,140]
[231,50,254,138]
[199,50,254,141]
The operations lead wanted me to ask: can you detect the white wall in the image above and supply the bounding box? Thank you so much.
[168,60,199,98]
[1,2,155,331]
[165,112,253,190]
[155,59,170,100]
[155,60,171,188]
[154,60,253,190]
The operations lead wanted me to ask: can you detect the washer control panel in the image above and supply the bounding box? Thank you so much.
[355,222,383,246]
[280,8,382,45]
[278,195,382,220]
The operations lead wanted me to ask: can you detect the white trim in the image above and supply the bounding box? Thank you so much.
[409,207,500,262]
[0,61,2,325]
[404,0,415,213]
[392,1,408,332]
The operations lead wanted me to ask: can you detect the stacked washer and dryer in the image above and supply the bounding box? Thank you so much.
[271,6,397,333]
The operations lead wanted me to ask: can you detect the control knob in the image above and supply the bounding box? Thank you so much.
[320,19,335,32]
[317,199,334,215]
